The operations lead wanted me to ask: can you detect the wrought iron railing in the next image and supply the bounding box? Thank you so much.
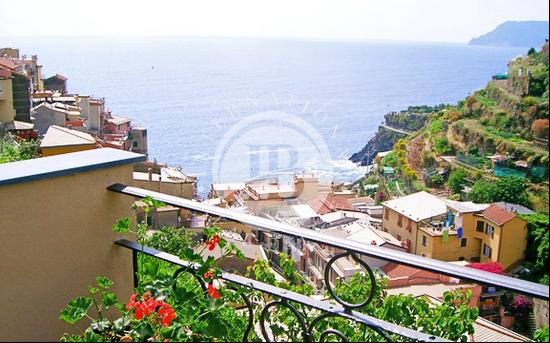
[109,183,549,342]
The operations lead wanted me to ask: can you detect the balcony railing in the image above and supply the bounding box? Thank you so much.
[109,183,549,342]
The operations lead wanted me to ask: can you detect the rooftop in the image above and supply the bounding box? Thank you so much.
[481,204,517,226]
[0,148,145,186]
[445,199,489,214]
[493,202,535,215]
[383,191,448,222]
[40,125,96,148]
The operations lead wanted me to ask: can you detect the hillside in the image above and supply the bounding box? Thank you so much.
[352,43,549,213]
[469,21,549,48]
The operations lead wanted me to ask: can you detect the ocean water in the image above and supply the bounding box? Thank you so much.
[5,37,525,196]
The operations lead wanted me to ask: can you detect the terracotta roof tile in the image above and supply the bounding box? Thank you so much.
[482,204,516,226]
[308,196,356,215]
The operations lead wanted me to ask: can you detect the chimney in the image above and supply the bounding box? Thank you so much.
[147,168,152,181]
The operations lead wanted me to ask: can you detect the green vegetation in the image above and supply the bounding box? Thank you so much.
[60,199,479,342]
[469,176,530,206]
[448,168,468,194]
[518,213,549,285]
[0,138,39,164]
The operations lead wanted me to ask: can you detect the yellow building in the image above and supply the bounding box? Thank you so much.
[39,125,98,156]
[382,192,528,270]
[382,191,449,255]
[0,69,16,123]
[0,148,145,341]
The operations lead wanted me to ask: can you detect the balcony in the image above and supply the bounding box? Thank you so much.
[0,148,548,342]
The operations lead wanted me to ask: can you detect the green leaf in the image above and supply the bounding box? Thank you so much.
[96,276,113,289]
[59,297,93,324]
[203,315,228,338]
[88,286,99,294]
[112,217,131,233]
[101,292,119,308]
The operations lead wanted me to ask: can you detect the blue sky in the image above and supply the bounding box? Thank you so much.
[0,0,548,42]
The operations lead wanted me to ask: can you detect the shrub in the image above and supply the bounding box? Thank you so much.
[531,119,549,139]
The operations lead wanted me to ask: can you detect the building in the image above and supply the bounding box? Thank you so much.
[0,148,144,341]
[3,120,38,141]
[132,166,197,200]
[455,203,528,270]
[32,102,82,134]
[39,125,98,156]
[0,58,31,122]
[382,191,449,255]
[0,47,20,59]
[0,68,16,123]
[129,127,148,155]
[43,74,68,93]
[382,192,528,270]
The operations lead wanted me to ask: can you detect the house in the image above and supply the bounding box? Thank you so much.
[382,191,449,254]
[469,204,528,270]
[0,59,30,122]
[0,68,16,123]
[4,120,38,140]
[305,222,406,289]
[129,127,148,155]
[43,74,68,93]
[308,195,357,215]
[103,115,131,135]
[382,192,529,270]
[39,125,98,156]
[32,102,82,134]
[132,166,197,200]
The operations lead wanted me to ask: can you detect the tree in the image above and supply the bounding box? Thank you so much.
[448,168,467,194]
[528,47,537,55]
[519,213,549,285]
[469,179,499,203]
[469,176,529,206]
[495,176,529,207]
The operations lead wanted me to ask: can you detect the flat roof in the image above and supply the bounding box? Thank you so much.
[0,148,145,186]
[40,125,96,148]
[382,191,448,222]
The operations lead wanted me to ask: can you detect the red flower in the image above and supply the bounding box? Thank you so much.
[125,293,176,325]
[207,283,221,299]
[203,270,214,279]
[157,302,176,326]
[205,235,220,251]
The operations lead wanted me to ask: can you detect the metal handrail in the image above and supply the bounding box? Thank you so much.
[108,183,549,300]
[115,239,446,342]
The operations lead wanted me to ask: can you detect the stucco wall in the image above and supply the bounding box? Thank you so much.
[0,164,136,341]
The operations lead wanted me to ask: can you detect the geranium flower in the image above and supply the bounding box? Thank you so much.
[203,270,214,279]
[157,302,176,326]
[207,283,221,299]
[205,235,220,251]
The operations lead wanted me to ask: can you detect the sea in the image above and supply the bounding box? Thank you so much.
[3,37,525,197]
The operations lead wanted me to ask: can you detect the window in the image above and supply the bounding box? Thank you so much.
[396,234,402,241]
[458,256,465,261]
[461,238,468,247]
[476,221,484,232]
[133,141,138,148]
[485,224,495,239]
[483,244,492,258]
[406,219,412,232]
[384,208,389,220]
[397,214,403,227]
[383,227,388,233]
[422,235,427,247]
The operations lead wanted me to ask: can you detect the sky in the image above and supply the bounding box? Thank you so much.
[0,0,548,43]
